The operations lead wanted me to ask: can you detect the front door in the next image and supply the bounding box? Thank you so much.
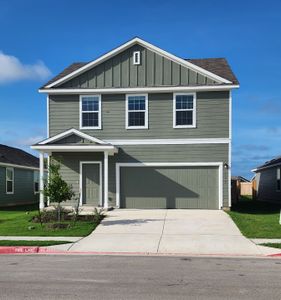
[81,163,101,206]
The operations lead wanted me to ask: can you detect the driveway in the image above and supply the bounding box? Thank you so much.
[69,210,263,256]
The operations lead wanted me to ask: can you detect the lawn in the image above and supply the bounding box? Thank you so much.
[260,243,281,249]
[228,197,281,238]
[0,204,100,237]
[0,240,72,247]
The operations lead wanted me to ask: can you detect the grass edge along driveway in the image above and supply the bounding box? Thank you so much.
[228,197,281,239]
[0,204,100,237]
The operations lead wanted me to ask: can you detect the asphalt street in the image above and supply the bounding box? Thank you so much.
[0,255,280,300]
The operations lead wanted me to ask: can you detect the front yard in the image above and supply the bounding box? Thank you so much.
[0,204,101,237]
[228,197,281,238]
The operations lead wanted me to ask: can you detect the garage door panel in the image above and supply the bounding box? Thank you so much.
[120,166,219,209]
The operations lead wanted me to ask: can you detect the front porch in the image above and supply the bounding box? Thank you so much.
[31,129,118,211]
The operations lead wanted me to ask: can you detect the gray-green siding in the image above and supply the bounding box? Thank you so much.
[256,167,281,202]
[49,91,229,139]
[59,45,218,89]
[0,166,39,207]
[52,143,229,208]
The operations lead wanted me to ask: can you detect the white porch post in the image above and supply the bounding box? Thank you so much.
[104,151,109,208]
[39,151,45,211]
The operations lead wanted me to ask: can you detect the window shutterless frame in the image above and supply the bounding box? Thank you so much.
[173,92,196,128]
[34,170,40,194]
[79,95,102,129]
[125,94,148,129]
[277,167,281,192]
[6,167,14,194]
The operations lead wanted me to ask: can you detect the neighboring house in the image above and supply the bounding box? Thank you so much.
[252,156,281,202]
[231,176,252,202]
[32,37,239,210]
[0,144,39,207]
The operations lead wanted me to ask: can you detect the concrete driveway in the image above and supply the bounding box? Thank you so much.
[69,209,263,256]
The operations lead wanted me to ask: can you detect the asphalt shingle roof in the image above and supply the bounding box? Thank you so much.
[0,144,39,168]
[41,57,238,89]
[256,156,281,170]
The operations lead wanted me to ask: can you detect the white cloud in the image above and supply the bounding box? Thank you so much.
[0,51,51,83]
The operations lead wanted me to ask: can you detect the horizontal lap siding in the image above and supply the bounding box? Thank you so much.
[256,168,281,202]
[51,144,229,208]
[0,166,38,207]
[49,91,229,139]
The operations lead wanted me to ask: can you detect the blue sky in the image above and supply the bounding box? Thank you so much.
[0,0,280,179]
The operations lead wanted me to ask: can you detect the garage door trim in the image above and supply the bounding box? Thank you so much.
[116,162,223,209]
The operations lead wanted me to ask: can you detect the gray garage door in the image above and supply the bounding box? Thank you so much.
[120,166,219,209]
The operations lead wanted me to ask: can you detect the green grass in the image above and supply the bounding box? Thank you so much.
[0,204,99,237]
[228,197,281,238]
[260,243,281,249]
[0,240,72,247]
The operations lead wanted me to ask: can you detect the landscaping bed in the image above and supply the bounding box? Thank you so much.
[228,197,281,238]
[0,204,104,237]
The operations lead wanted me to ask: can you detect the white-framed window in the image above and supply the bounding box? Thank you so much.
[173,93,196,128]
[126,94,148,129]
[133,51,141,65]
[79,95,101,129]
[6,167,14,194]
[34,171,39,194]
[277,167,281,192]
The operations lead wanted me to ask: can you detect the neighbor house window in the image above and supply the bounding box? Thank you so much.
[126,94,148,129]
[80,95,101,129]
[133,51,141,65]
[6,167,14,194]
[173,93,196,128]
[277,167,281,192]
[34,171,39,194]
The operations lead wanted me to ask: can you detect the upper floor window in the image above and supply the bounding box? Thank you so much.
[34,171,39,194]
[80,95,101,129]
[173,93,196,128]
[6,167,14,194]
[277,167,280,192]
[126,94,148,129]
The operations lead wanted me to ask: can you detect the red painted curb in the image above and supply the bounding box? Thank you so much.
[267,253,281,257]
[0,246,39,254]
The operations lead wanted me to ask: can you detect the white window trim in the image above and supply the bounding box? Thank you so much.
[79,161,102,206]
[115,162,223,209]
[277,167,281,192]
[133,51,140,65]
[125,94,148,129]
[6,167,14,195]
[79,95,102,130]
[173,92,196,128]
[34,171,40,195]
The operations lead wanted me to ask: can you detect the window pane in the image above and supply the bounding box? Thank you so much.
[176,111,193,125]
[128,112,145,126]
[34,171,39,182]
[277,180,281,191]
[82,97,99,111]
[176,95,193,109]
[7,181,13,193]
[34,182,39,192]
[82,112,99,127]
[6,169,13,181]
[128,96,146,111]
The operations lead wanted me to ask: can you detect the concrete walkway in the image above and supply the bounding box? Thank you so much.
[69,210,278,256]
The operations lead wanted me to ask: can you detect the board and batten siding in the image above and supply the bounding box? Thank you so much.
[0,166,38,207]
[255,167,281,202]
[49,91,229,139]
[59,45,218,89]
[52,143,229,208]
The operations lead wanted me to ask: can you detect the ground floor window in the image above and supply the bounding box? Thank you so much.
[34,170,39,194]
[6,167,14,194]
[277,167,280,191]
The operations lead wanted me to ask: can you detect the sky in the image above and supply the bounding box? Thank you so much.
[0,0,280,179]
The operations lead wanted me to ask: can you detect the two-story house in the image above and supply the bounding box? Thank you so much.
[32,37,239,210]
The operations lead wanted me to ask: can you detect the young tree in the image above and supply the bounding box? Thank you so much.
[43,158,75,222]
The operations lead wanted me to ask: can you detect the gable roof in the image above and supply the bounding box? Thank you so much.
[40,37,236,90]
[253,155,281,172]
[36,128,109,145]
[0,144,39,169]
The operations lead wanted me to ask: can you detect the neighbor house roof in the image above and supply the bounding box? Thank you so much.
[41,58,238,89]
[231,176,250,182]
[0,144,39,169]
[254,155,281,172]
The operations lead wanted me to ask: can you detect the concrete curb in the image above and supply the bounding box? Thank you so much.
[0,247,281,258]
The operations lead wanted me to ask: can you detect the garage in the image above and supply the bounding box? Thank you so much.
[118,164,221,209]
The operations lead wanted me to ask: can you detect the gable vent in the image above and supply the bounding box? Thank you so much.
[133,51,141,65]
